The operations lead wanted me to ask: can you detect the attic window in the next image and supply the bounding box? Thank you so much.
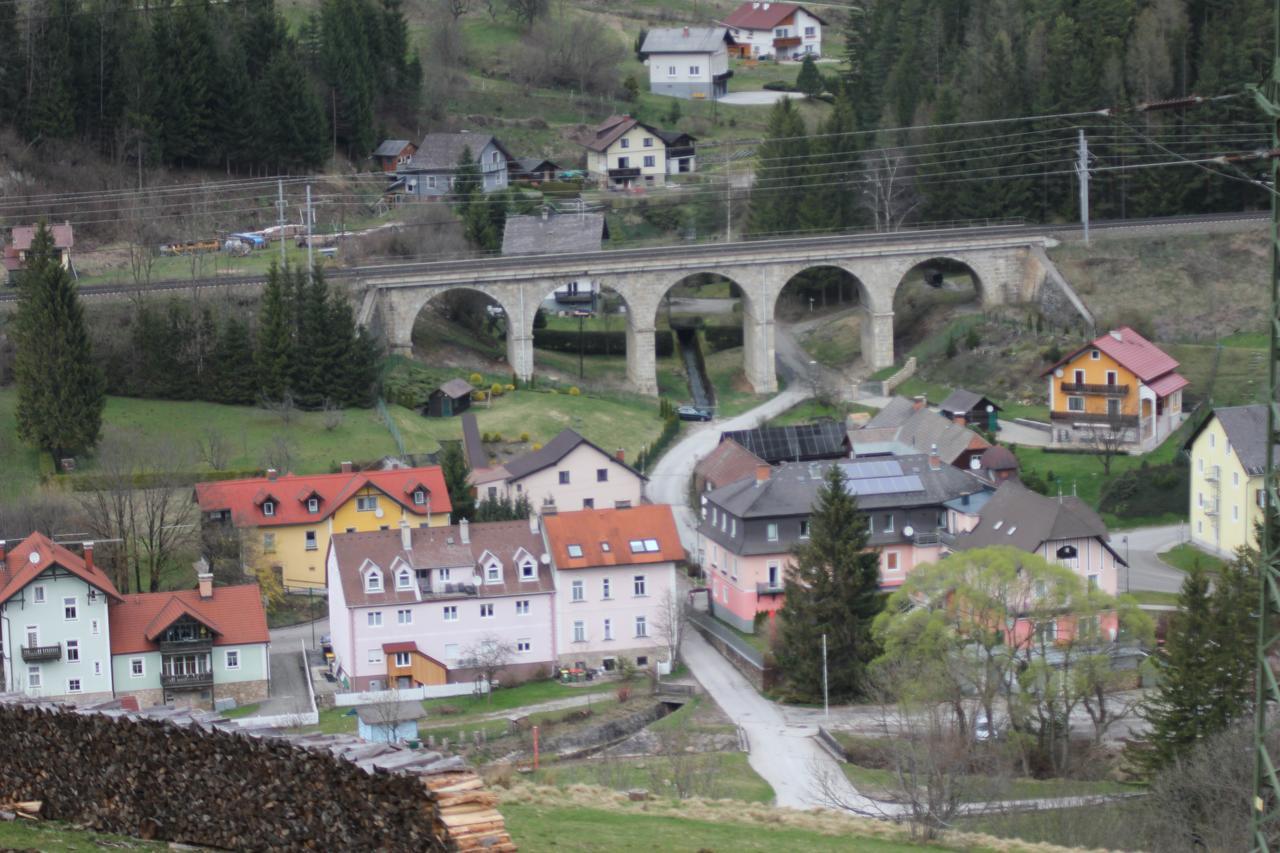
[521,561,535,579]
[396,568,412,590]
[307,498,319,513]
[628,540,645,553]
[630,539,660,553]
[486,563,501,583]
[262,501,275,517]
[414,490,426,506]
[366,569,383,593]
[567,544,583,558]
[1090,350,1101,360]
[992,520,1002,530]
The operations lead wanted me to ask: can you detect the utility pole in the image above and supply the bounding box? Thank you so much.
[725,161,732,243]
[821,633,829,720]
[1075,128,1090,246]
[276,180,287,267]
[305,184,314,276]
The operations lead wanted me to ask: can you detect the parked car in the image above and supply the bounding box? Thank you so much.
[973,712,1001,742]
[677,406,713,421]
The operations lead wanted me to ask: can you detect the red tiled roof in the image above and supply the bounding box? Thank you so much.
[1146,372,1190,397]
[142,596,226,642]
[194,467,451,528]
[0,533,121,606]
[382,641,417,654]
[724,2,823,30]
[109,585,268,655]
[696,438,766,491]
[543,506,684,570]
[1044,327,1181,382]
[10,223,74,251]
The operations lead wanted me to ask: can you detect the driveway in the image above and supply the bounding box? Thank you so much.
[718,90,797,106]
[270,616,329,650]
[1116,524,1188,594]
[255,646,314,717]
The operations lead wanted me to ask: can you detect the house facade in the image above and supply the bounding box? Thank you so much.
[108,574,270,710]
[396,132,514,198]
[327,519,556,692]
[1186,405,1274,557]
[1042,327,1188,452]
[372,139,417,173]
[467,429,645,512]
[543,506,683,670]
[4,222,75,283]
[698,456,991,632]
[640,27,734,100]
[195,464,451,591]
[575,116,694,188]
[723,2,824,59]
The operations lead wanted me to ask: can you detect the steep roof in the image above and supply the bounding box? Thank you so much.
[955,480,1119,560]
[10,223,74,251]
[194,467,451,529]
[329,521,554,609]
[1043,327,1182,383]
[1187,404,1280,476]
[502,213,607,256]
[641,26,730,54]
[109,584,269,655]
[723,1,824,30]
[373,139,413,157]
[859,400,989,464]
[501,429,645,482]
[938,388,1000,415]
[403,133,511,171]
[0,533,122,606]
[572,116,668,154]
[696,438,766,491]
[543,505,684,569]
[980,445,1019,471]
[515,157,559,174]
[720,420,846,464]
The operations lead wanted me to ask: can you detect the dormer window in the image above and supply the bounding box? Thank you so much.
[262,501,275,517]
[486,563,501,583]
[396,568,412,590]
[366,569,383,593]
[413,490,426,506]
[307,498,319,513]
[521,561,535,579]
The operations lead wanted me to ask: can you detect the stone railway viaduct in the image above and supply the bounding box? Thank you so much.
[363,228,1060,395]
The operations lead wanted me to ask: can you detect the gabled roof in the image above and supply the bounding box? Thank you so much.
[543,506,684,569]
[194,467,451,528]
[720,420,846,464]
[641,26,730,55]
[502,213,607,256]
[373,139,413,157]
[434,378,475,399]
[858,399,989,464]
[515,157,559,174]
[10,223,74,251]
[938,388,1001,416]
[1186,404,1280,476]
[696,438,766,491]
[573,116,668,154]
[501,429,645,482]
[955,480,1121,562]
[0,533,122,606]
[1042,327,1182,383]
[402,133,513,171]
[109,585,269,655]
[723,1,825,30]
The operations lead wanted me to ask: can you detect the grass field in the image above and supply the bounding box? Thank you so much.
[840,759,1136,804]
[0,820,169,851]
[1159,542,1227,574]
[1163,342,1267,407]
[531,752,773,803]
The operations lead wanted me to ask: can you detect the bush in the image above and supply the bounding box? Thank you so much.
[531,443,542,451]
[1099,461,1188,519]
[490,383,503,397]
[763,80,795,91]
[533,328,674,357]
[491,432,503,442]
[519,432,530,442]
[1041,343,1063,363]
[568,386,580,396]
[704,326,744,352]
[469,372,483,386]
[504,384,515,392]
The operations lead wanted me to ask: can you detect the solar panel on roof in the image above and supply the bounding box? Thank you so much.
[840,460,903,480]
[845,475,925,496]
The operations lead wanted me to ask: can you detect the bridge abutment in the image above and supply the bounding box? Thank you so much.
[625,323,659,396]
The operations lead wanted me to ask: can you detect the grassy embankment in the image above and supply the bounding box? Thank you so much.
[1159,542,1228,574]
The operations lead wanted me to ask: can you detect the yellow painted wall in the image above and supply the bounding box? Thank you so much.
[1189,416,1264,557]
[1049,348,1139,416]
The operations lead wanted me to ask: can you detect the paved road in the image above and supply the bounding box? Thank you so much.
[270,617,329,651]
[1116,524,1189,594]
[256,645,314,717]
[718,90,797,106]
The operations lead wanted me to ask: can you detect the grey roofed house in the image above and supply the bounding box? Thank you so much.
[515,157,560,179]
[501,213,608,256]
[356,701,426,726]
[640,26,731,55]
[856,397,989,467]
[502,428,646,482]
[1185,404,1280,476]
[938,388,1002,422]
[719,420,846,464]
[402,132,513,171]
[955,479,1125,563]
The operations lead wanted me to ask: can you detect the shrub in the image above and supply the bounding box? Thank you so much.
[1041,343,1063,363]
[492,432,504,442]
[568,386,580,396]
[504,384,515,392]
[616,656,638,682]
[532,443,542,451]
[616,685,632,703]
[490,383,503,397]
[469,372,484,386]
[704,326,744,352]
[519,432,530,442]
[763,80,794,91]
[481,432,492,443]
[473,390,488,402]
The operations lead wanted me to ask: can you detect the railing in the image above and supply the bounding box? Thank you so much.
[418,581,479,598]
[773,36,801,47]
[161,670,213,689]
[1060,382,1129,396]
[20,644,60,663]
[607,167,641,179]
[756,583,785,596]
[159,638,212,654]
[912,531,942,546]
[1050,411,1140,428]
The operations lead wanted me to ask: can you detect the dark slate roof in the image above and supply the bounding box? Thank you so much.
[516,157,559,174]
[403,133,510,171]
[502,429,646,482]
[720,420,846,464]
[434,378,474,399]
[641,26,729,54]
[1187,404,1280,476]
[939,388,1000,415]
[373,139,412,157]
[955,480,1118,558]
[705,455,988,519]
[858,399,988,464]
[502,214,606,256]
[655,129,696,147]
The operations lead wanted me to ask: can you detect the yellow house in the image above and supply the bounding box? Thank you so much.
[1042,326,1187,452]
[194,463,451,590]
[1187,405,1273,558]
[575,115,689,189]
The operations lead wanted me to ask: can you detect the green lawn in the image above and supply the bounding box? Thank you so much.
[501,803,930,853]
[1129,589,1181,607]
[1163,342,1267,407]
[221,702,261,719]
[422,678,616,717]
[0,820,169,851]
[1159,542,1227,574]
[767,399,869,427]
[531,752,773,803]
[841,761,1137,803]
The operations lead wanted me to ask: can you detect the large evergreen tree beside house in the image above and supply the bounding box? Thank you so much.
[748,98,809,238]
[774,463,883,702]
[13,223,105,459]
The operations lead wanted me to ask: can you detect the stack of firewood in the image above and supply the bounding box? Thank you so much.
[427,771,515,852]
[0,800,41,822]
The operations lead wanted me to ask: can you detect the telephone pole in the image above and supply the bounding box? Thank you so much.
[305,184,314,275]
[1075,129,1090,246]
[276,179,287,267]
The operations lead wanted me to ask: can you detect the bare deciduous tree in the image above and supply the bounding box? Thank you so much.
[362,688,413,744]
[195,427,232,471]
[859,149,919,232]
[462,634,514,702]
[260,390,297,426]
[322,399,345,432]
[1081,416,1132,475]
[647,729,725,799]
[650,587,687,668]
[514,14,626,95]
[260,435,298,474]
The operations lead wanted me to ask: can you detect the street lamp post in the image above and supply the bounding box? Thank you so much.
[1122,535,1130,593]
[821,633,829,720]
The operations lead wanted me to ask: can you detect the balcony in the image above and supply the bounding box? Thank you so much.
[756,583,785,596]
[418,580,479,598]
[161,670,213,689]
[607,166,641,180]
[159,637,212,654]
[20,644,61,663]
[773,36,801,48]
[1060,382,1129,396]
[1050,411,1139,428]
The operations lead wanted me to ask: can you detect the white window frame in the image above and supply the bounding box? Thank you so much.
[67,678,81,694]
[571,580,585,602]
[573,621,586,642]
[602,578,612,599]
[367,611,383,627]
[521,561,535,580]
[633,575,647,596]
[635,615,648,638]
[130,658,145,678]
[516,599,530,615]
[397,608,412,625]
[307,497,319,513]
[667,66,676,77]
[27,665,41,689]
[357,495,378,512]
[221,649,239,669]
[66,639,79,662]
[604,618,614,641]
[305,530,318,551]
[91,619,99,636]
[1068,396,1084,412]
[262,501,275,517]
[567,544,583,558]
[32,586,44,604]
[366,569,383,593]
[485,563,501,584]
[799,519,810,539]
[397,568,412,590]
[480,603,494,618]
[63,596,78,621]
[517,639,531,653]
[394,651,411,667]
[414,490,426,505]
[643,155,656,168]
[767,522,779,542]
[689,65,700,76]
[443,605,458,621]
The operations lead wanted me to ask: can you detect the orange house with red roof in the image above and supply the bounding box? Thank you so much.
[195,462,452,590]
[1042,327,1188,451]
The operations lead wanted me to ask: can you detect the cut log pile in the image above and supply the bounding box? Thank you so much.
[0,693,514,852]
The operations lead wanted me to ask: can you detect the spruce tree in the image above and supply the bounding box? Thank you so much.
[211,317,258,405]
[774,463,883,702]
[292,269,332,409]
[441,443,474,522]
[255,263,294,401]
[748,97,808,237]
[796,55,823,98]
[13,223,106,458]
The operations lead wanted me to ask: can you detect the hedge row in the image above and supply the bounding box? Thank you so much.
[533,329,674,357]
[704,326,744,352]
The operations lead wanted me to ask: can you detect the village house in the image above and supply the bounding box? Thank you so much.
[574,115,695,189]
[1186,404,1276,557]
[698,455,991,633]
[512,158,560,183]
[721,1,825,60]
[194,463,451,591]
[326,518,556,691]
[4,222,75,284]
[393,132,515,198]
[502,211,609,305]
[1042,326,1188,451]
[108,571,270,710]
[467,428,645,512]
[371,139,417,173]
[639,26,735,100]
[850,396,991,470]
[693,437,766,494]
[938,388,1003,428]
[542,506,683,672]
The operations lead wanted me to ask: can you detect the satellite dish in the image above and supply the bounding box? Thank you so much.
[471,575,483,586]
[28,551,39,564]
[1054,367,1064,378]
[902,525,914,538]
[540,553,550,565]
[374,506,385,519]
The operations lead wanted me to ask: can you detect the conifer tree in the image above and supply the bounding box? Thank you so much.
[441,443,475,522]
[774,463,883,701]
[796,54,823,98]
[211,317,258,405]
[292,268,333,408]
[13,223,106,458]
[748,97,808,237]
[255,263,294,401]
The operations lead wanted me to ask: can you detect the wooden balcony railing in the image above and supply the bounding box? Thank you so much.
[20,644,60,663]
[1060,382,1129,396]
[161,670,213,689]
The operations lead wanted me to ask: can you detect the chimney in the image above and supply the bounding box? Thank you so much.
[953,414,967,426]
[529,514,540,535]
[912,395,927,412]
[0,540,7,563]
[615,448,625,463]
[755,464,771,485]
[399,518,412,551]
[266,468,278,481]
[459,518,470,545]
[82,541,93,570]
[1110,329,1123,342]
[929,444,941,470]
[197,569,213,600]
[340,461,353,473]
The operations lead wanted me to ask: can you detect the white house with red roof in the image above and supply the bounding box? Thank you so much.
[721,2,825,60]
[1041,326,1188,451]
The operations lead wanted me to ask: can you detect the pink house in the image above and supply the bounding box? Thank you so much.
[469,428,646,512]
[543,506,683,671]
[326,518,556,691]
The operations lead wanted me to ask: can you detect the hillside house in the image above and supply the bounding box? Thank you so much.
[394,132,515,198]
[543,506,683,671]
[693,437,766,494]
[939,388,1003,428]
[467,429,645,512]
[424,379,474,418]
[851,397,991,470]
[194,464,451,590]
[1186,405,1277,557]
[574,116,695,188]
[326,519,556,691]
[722,1,825,59]
[372,139,417,173]
[1042,327,1188,451]
[513,158,560,183]
[502,212,608,304]
[4,222,75,284]
[640,27,734,100]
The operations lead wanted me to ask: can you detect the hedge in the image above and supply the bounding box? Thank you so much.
[704,326,744,352]
[635,414,681,472]
[533,328,674,357]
